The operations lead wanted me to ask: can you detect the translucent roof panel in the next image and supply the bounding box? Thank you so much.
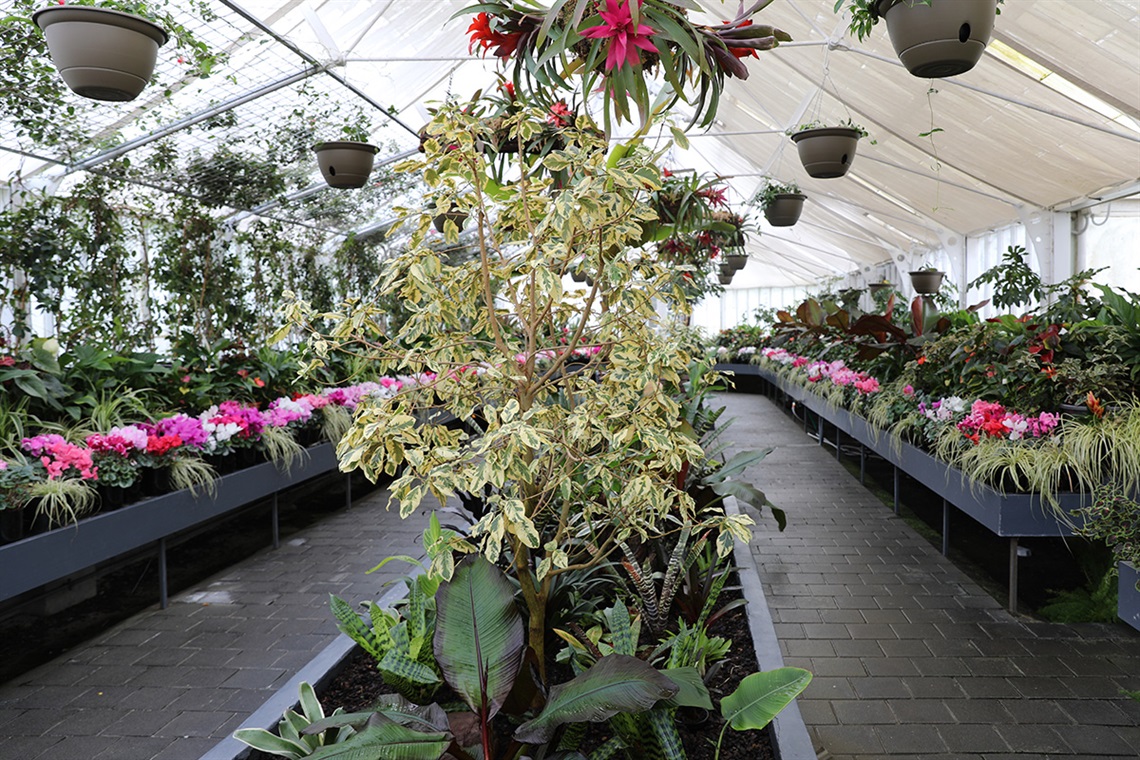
[1,0,1137,286]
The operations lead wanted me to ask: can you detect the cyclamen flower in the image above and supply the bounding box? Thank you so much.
[154,414,209,450]
[580,0,659,72]
[146,434,183,457]
[23,435,97,480]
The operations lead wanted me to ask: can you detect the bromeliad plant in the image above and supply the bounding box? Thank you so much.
[461,0,791,128]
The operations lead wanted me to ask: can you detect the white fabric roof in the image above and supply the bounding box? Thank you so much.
[2,0,1138,288]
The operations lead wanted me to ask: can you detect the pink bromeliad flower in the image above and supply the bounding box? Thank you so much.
[580,0,658,72]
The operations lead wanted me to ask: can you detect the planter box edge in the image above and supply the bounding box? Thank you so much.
[724,496,818,760]
[198,567,421,760]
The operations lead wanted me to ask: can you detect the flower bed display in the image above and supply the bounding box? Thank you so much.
[0,376,422,536]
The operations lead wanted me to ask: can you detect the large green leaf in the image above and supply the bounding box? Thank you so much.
[433,555,524,720]
[306,715,449,760]
[232,727,309,759]
[514,654,679,744]
[660,667,713,709]
[719,668,812,731]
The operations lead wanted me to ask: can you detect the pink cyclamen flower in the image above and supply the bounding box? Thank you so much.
[580,0,658,72]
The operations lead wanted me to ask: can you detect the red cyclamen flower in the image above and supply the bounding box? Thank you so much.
[580,0,658,72]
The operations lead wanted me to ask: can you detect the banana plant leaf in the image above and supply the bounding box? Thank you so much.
[719,667,813,731]
[514,654,678,744]
[433,555,525,721]
[305,714,450,760]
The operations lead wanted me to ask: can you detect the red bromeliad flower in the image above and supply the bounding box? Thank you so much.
[580,0,658,72]
[726,19,758,59]
[698,186,728,208]
[468,12,524,59]
[547,100,572,127]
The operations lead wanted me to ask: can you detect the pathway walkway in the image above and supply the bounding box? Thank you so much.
[0,480,430,760]
[718,391,1140,760]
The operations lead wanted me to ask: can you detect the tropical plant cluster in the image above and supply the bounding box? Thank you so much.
[708,264,1139,564]
[462,0,791,128]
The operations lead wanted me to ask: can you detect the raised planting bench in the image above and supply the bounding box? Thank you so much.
[716,363,1089,613]
[0,443,345,609]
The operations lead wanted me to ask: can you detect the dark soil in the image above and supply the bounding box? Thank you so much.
[308,576,776,760]
[0,471,376,683]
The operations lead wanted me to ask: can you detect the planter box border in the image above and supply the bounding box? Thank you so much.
[0,444,340,606]
[1120,561,1140,633]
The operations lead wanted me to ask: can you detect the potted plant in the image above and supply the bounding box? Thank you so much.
[1074,481,1140,632]
[313,136,379,189]
[909,266,945,294]
[753,179,806,227]
[789,119,868,179]
[835,0,1001,79]
[868,278,893,296]
[32,3,168,101]
[463,1,792,127]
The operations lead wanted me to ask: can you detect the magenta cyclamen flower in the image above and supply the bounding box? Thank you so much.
[154,414,210,450]
[580,0,658,72]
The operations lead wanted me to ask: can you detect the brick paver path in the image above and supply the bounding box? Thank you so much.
[0,483,430,760]
[718,391,1140,760]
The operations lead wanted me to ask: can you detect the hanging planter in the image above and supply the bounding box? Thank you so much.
[717,265,735,286]
[868,281,893,296]
[763,194,807,227]
[432,207,467,234]
[790,126,864,179]
[312,142,379,189]
[724,253,749,272]
[32,6,168,102]
[874,0,998,79]
[909,269,945,294]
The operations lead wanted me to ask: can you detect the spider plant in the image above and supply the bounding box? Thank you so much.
[260,426,307,473]
[29,478,97,528]
[169,456,217,498]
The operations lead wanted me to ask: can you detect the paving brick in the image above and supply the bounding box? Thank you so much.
[876,723,949,753]
[938,723,1011,753]
[831,699,894,725]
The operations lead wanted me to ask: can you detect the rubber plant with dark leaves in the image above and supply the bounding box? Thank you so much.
[460,0,792,128]
[276,556,810,760]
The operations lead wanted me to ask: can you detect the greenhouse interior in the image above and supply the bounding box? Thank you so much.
[1,0,1139,758]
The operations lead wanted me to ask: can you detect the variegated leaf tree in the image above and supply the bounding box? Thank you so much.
[283,102,755,679]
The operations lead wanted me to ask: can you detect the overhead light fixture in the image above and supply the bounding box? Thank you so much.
[987,40,1140,136]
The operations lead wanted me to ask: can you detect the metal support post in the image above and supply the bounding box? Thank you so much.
[835,428,842,461]
[158,538,168,610]
[893,466,900,515]
[271,493,280,550]
[859,445,866,484]
[941,500,951,557]
[817,416,825,447]
[345,474,353,509]
[1009,538,1019,613]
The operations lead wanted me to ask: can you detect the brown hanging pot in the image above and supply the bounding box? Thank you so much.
[33,6,168,102]
[790,127,863,179]
[908,270,945,294]
[312,141,379,189]
[875,0,997,79]
[763,194,807,227]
